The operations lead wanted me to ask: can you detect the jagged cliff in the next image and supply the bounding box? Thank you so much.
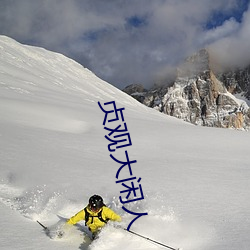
[123,49,250,130]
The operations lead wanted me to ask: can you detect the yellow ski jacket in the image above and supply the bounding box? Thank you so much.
[67,206,121,233]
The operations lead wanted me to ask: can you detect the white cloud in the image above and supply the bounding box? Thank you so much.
[200,18,240,45]
[209,5,250,68]
[0,0,249,88]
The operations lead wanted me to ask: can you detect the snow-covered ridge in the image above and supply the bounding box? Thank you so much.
[0,35,144,108]
[0,35,152,134]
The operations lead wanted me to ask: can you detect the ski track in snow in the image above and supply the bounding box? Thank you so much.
[0,181,61,221]
[0,181,96,249]
[0,179,212,250]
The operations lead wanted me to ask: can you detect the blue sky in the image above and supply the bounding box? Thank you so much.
[205,0,249,28]
[0,0,249,89]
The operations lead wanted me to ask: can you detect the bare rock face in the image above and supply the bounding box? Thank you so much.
[217,66,250,99]
[161,49,249,129]
[122,84,147,103]
[123,49,250,130]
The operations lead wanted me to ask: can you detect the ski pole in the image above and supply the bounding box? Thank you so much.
[124,228,180,250]
[37,220,48,230]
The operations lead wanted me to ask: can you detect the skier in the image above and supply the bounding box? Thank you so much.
[66,194,121,239]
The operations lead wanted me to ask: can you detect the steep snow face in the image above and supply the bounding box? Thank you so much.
[0,36,250,250]
[0,36,143,108]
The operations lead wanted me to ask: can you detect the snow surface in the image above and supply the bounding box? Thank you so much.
[0,35,250,250]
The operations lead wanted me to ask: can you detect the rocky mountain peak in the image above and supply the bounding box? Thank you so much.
[177,48,210,78]
[123,49,250,130]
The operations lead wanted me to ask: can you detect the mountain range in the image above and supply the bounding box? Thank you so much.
[123,49,250,130]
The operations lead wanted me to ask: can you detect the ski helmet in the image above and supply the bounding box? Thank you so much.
[89,195,104,210]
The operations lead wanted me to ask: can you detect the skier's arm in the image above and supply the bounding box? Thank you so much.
[104,207,122,222]
[67,209,85,225]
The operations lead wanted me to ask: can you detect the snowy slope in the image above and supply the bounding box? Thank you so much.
[0,36,250,250]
